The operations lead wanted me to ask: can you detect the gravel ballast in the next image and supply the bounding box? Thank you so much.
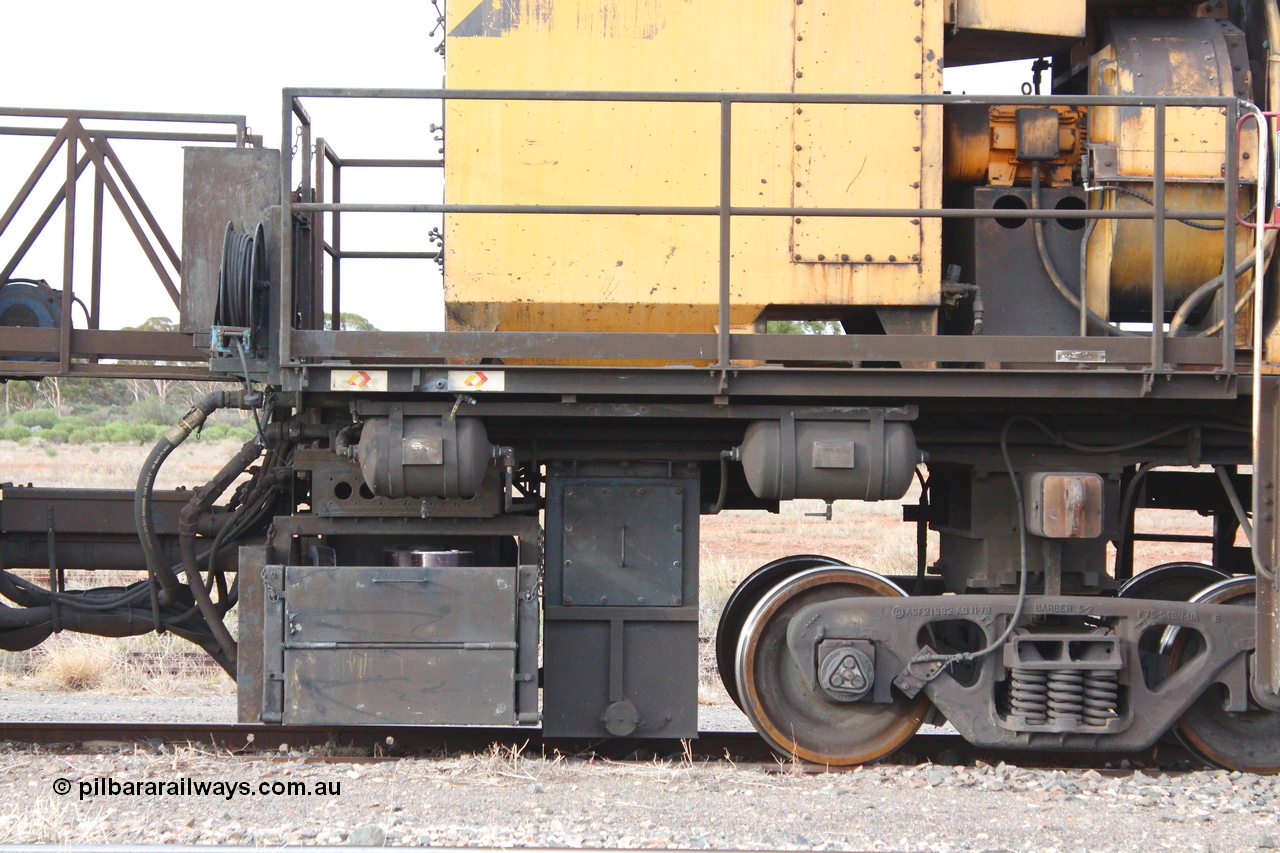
[1,745,1279,851]
[3,693,1279,851]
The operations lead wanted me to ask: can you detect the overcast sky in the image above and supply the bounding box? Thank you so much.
[0,1,1026,332]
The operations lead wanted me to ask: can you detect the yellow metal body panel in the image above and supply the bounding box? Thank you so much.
[443,0,942,347]
[949,0,1085,39]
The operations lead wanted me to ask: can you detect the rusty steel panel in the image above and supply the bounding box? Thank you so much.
[283,565,517,645]
[236,545,271,724]
[283,648,517,725]
[1024,473,1104,539]
[0,487,188,536]
[180,147,280,334]
[1255,376,1280,710]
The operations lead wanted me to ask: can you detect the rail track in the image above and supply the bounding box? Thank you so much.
[0,722,1204,771]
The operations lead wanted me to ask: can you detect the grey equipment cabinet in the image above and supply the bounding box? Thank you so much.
[259,562,532,726]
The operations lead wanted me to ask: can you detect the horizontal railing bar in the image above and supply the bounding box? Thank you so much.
[323,244,439,260]
[0,126,260,145]
[0,328,204,361]
[0,362,217,380]
[290,330,1223,365]
[337,158,443,168]
[0,107,247,125]
[285,88,1239,108]
[292,202,1226,221]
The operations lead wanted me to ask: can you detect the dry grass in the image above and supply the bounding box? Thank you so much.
[21,632,230,695]
[28,633,114,691]
[0,797,113,845]
[0,437,248,490]
[2,566,234,695]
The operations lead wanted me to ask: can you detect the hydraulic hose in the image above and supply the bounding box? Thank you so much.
[1168,230,1276,337]
[178,438,264,664]
[135,390,248,628]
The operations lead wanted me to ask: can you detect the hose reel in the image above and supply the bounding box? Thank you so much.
[216,222,267,342]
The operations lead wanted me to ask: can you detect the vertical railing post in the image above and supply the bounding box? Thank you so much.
[313,138,326,331]
[332,150,342,330]
[89,169,104,331]
[716,98,732,372]
[1151,102,1167,373]
[1254,374,1280,710]
[1223,99,1240,372]
[279,95,295,365]
[59,133,77,375]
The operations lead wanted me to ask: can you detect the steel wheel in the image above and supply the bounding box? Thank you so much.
[1117,562,1228,602]
[716,554,850,710]
[1166,576,1280,774]
[735,566,929,765]
[1119,562,1230,691]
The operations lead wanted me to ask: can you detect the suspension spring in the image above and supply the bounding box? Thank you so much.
[1008,667,1049,724]
[1082,669,1120,725]
[1046,669,1085,727]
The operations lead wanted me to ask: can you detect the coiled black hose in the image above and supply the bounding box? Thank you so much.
[217,222,265,328]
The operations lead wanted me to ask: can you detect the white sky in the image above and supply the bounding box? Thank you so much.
[0,2,1029,332]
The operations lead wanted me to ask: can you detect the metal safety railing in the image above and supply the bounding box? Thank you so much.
[278,88,1256,377]
[0,108,260,377]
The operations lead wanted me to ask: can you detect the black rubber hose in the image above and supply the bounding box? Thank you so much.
[177,439,263,663]
[1168,230,1277,337]
[135,391,242,622]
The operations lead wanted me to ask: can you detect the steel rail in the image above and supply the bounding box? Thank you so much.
[0,721,1200,769]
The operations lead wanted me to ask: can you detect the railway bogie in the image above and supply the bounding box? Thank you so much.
[1,0,1280,773]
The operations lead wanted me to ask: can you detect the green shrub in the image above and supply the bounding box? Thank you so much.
[43,447,57,458]
[0,425,30,441]
[68,428,99,445]
[127,422,161,444]
[98,420,133,443]
[13,409,57,429]
[198,422,229,441]
[128,396,178,426]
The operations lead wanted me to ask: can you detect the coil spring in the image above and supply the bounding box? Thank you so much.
[1083,669,1119,725]
[1008,667,1048,724]
[1046,669,1085,726]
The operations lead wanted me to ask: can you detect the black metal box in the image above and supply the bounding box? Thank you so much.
[542,464,700,738]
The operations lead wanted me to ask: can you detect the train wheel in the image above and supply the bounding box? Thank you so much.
[1119,562,1230,691]
[715,554,850,710]
[1117,561,1228,602]
[735,566,929,766]
[1165,576,1280,774]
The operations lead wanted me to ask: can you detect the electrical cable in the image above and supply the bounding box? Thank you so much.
[904,417,1032,680]
[1100,183,1252,231]
[902,414,1245,685]
[1031,164,1142,337]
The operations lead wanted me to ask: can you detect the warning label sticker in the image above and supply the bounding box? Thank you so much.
[329,369,389,392]
[447,370,505,392]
